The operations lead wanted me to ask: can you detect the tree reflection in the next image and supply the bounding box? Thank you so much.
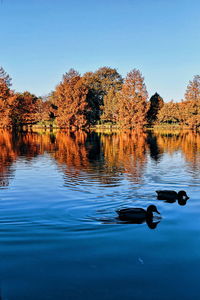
[152,129,200,175]
[147,131,164,161]
[0,129,200,188]
[100,130,148,183]
[0,130,16,187]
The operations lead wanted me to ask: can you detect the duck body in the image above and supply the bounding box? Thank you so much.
[156,190,189,201]
[117,207,147,221]
[116,205,161,229]
[116,205,160,222]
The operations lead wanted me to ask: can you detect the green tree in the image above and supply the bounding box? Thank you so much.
[147,92,164,125]
[83,67,123,123]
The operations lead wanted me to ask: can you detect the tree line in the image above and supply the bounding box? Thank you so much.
[0,66,200,129]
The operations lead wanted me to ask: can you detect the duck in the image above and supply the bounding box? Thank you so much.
[156,190,189,202]
[116,205,160,229]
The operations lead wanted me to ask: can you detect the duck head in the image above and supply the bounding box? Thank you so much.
[146,205,160,217]
[178,190,189,200]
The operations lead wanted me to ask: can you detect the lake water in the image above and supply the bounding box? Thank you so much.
[0,129,200,300]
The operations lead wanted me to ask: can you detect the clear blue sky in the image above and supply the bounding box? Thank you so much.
[0,0,200,101]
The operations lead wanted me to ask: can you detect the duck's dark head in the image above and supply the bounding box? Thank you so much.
[178,190,189,200]
[147,205,160,217]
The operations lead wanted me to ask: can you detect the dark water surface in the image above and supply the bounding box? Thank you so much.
[0,129,200,300]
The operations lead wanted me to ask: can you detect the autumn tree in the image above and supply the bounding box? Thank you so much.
[36,94,58,124]
[185,75,200,103]
[147,92,164,125]
[0,66,12,87]
[53,69,89,128]
[117,69,148,128]
[183,75,200,129]
[100,88,118,123]
[157,101,181,124]
[184,104,200,129]
[0,67,16,127]
[83,67,123,123]
[12,92,41,126]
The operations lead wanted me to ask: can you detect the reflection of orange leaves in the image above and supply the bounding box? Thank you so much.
[0,130,17,186]
[101,130,148,183]
[153,130,200,171]
[0,129,199,189]
[52,131,89,173]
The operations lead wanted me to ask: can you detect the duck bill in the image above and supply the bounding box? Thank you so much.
[155,209,160,214]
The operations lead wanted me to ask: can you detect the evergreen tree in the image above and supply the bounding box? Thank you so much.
[147,92,164,125]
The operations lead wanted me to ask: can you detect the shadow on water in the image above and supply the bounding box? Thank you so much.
[158,197,189,206]
[147,131,164,162]
[96,216,161,229]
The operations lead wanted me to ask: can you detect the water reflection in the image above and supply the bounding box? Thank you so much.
[101,130,148,183]
[0,129,200,189]
[156,190,189,206]
[153,129,200,174]
[147,131,164,161]
[0,129,200,300]
[163,198,189,206]
[98,216,161,229]
[0,130,16,187]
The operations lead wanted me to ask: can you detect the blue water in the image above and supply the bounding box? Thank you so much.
[0,130,199,299]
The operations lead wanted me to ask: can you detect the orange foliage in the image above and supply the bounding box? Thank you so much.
[54,70,90,129]
[117,69,149,128]
[0,80,17,127]
[12,92,41,125]
[0,66,199,130]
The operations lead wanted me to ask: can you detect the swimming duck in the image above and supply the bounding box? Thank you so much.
[156,190,189,202]
[116,204,160,223]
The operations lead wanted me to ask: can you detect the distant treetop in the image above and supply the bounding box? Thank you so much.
[0,66,12,87]
[185,75,200,102]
